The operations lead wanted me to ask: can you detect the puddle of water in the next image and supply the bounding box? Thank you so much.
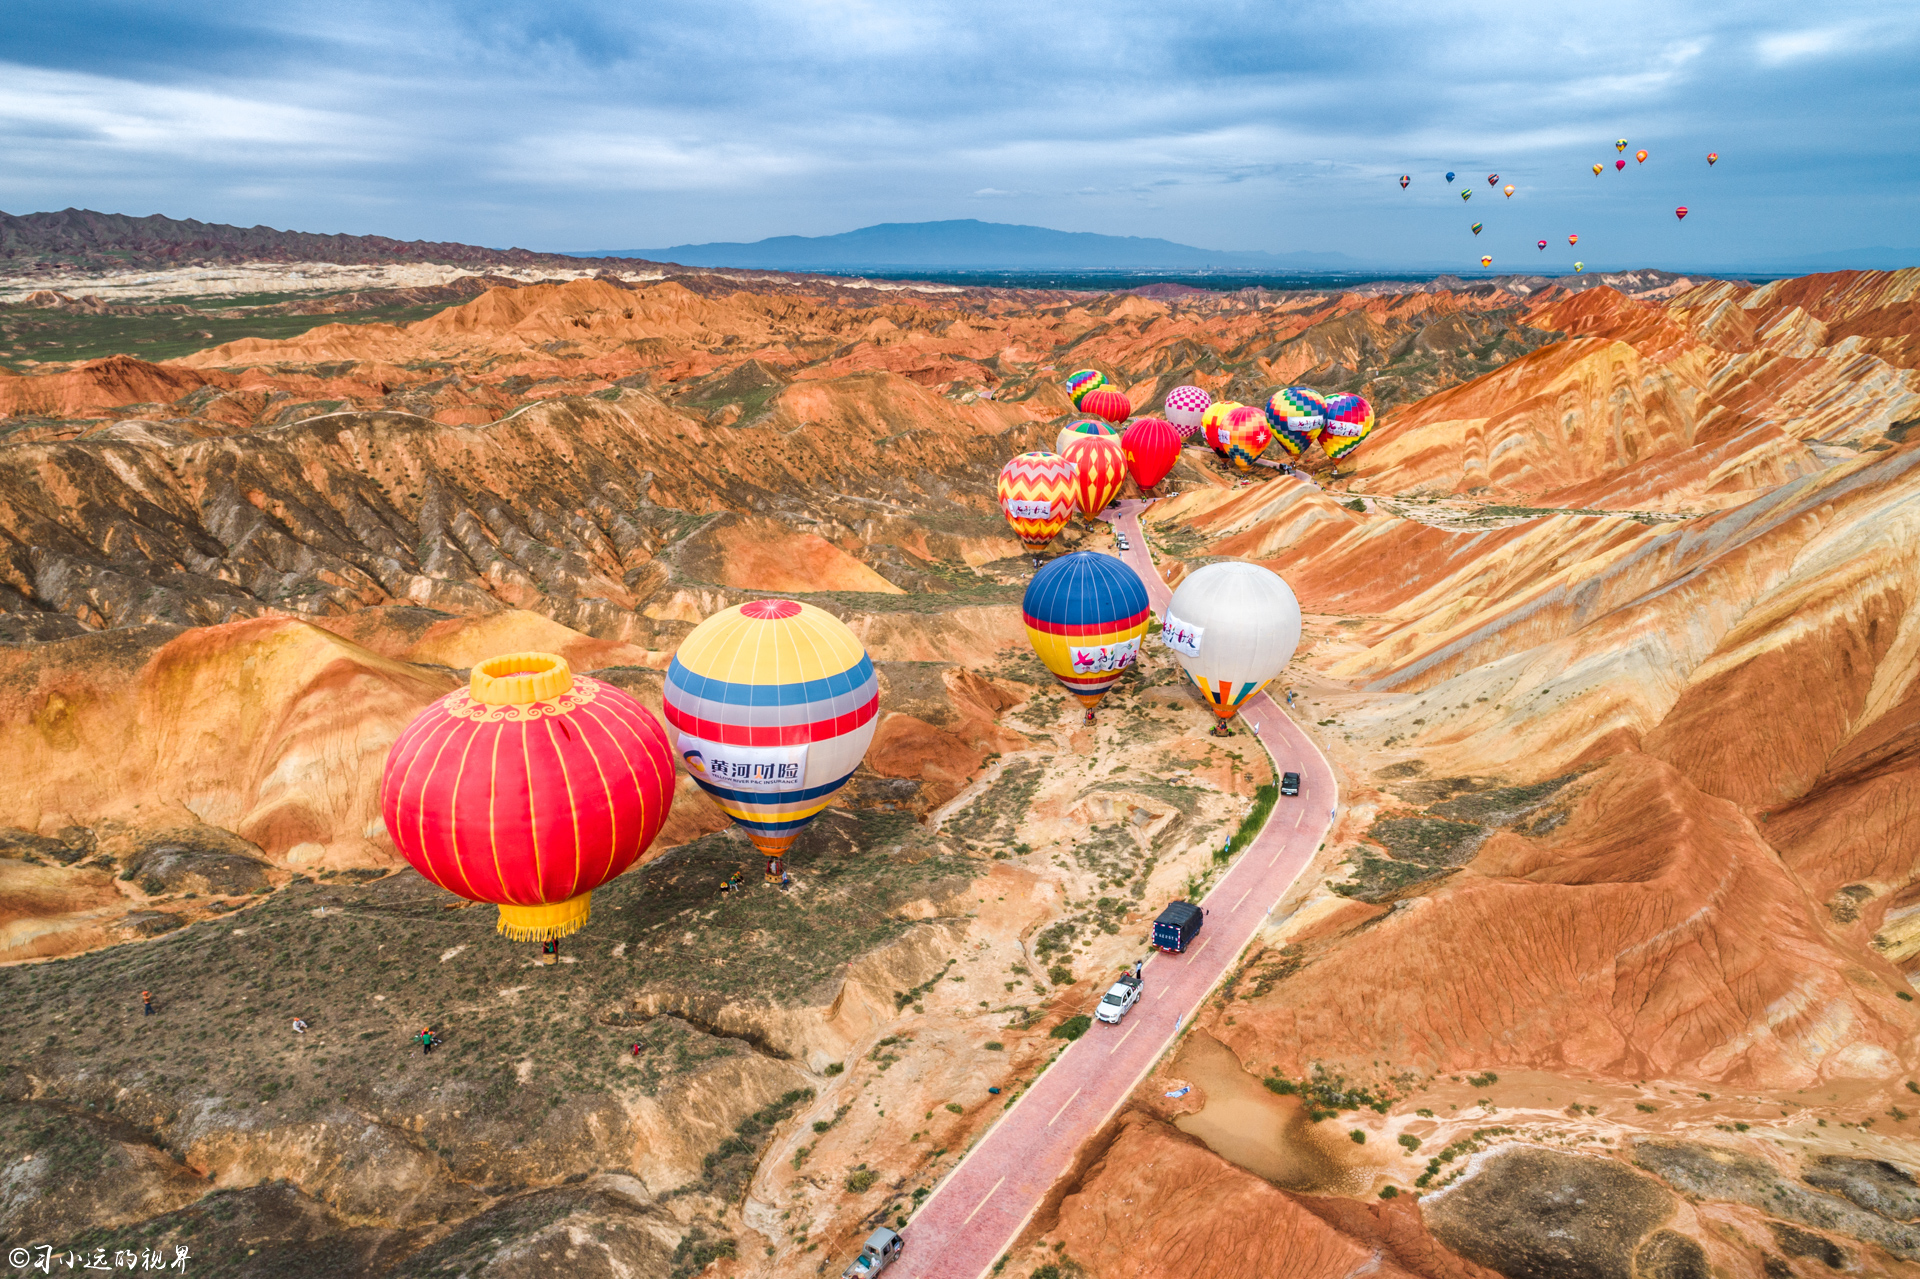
[1170,1032,1376,1194]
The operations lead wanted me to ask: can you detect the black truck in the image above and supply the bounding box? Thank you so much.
[1152,901,1203,953]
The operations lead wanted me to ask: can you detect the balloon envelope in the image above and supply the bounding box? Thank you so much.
[1504,185,1515,197]
[1063,434,1127,519]
[1707,152,1718,165]
[1635,149,1648,163]
[664,601,878,856]
[1445,171,1455,182]
[1265,386,1327,458]
[1161,562,1302,722]
[1616,160,1626,170]
[1481,255,1493,267]
[1055,418,1118,458]
[1471,222,1482,235]
[1574,261,1584,271]
[1223,405,1271,470]
[1079,388,1132,425]
[383,654,675,940]
[1321,393,1374,461]
[1461,190,1472,201]
[1399,175,1410,188]
[1022,551,1150,710]
[1121,417,1181,489]
[1568,234,1578,245]
[1065,370,1106,408]
[997,451,1078,549]
[1537,240,1548,249]
[1163,385,1212,436]
[1616,139,1628,152]
[1487,173,1498,185]
[1201,402,1240,457]
[1592,164,1603,175]
[1676,207,1688,220]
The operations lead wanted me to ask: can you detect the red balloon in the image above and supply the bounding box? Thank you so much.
[1537,240,1547,250]
[1120,416,1181,490]
[1079,388,1132,424]
[1675,207,1689,220]
[1615,159,1626,170]
[382,654,676,940]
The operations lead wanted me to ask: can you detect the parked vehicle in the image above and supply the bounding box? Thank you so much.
[842,1228,904,1277]
[1095,973,1143,1023]
[1280,771,1301,796]
[1153,901,1203,953]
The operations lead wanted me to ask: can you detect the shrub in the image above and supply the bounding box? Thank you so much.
[1635,1102,1657,1113]
[1349,1129,1366,1144]
[945,1102,963,1114]
[1397,1134,1421,1152]
[1050,1015,1092,1042]
[1378,1185,1399,1199]
[845,1169,877,1193]
[823,1062,844,1076]
[1048,965,1073,987]
[813,1121,832,1133]
[983,1041,1004,1051]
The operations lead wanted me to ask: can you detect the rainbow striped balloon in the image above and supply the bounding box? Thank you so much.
[1264,386,1328,458]
[1065,369,1107,408]
[1164,385,1212,436]
[1055,418,1118,457]
[663,600,878,855]
[1022,551,1150,712]
[1321,393,1375,461]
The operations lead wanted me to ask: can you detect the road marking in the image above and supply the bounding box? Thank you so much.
[1234,887,1253,910]
[1294,810,1304,828]
[1191,938,1210,956]
[1108,1023,1139,1055]
[1046,1089,1083,1127]
[961,1177,1006,1226]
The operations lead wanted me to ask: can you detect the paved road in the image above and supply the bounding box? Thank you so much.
[901,499,1337,1279]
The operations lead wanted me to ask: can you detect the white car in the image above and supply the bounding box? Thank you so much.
[1095,973,1143,1024]
[1116,536,1131,550]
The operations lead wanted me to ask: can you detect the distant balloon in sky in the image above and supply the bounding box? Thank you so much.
[1537,240,1547,250]
[1064,370,1106,408]
[1446,171,1456,182]
[1503,184,1515,197]
[1676,207,1689,220]
[1568,233,1579,245]
[1471,222,1482,235]
[1461,190,1472,202]
[1163,385,1211,438]
[1616,139,1628,152]
[1616,159,1626,170]
[1707,152,1719,165]
[1636,149,1649,164]
[1574,261,1584,272]
[1481,255,1493,267]
[1399,174,1410,189]
[1592,163,1603,175]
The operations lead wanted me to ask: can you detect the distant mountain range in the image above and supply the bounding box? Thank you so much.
[580,220,1361,272]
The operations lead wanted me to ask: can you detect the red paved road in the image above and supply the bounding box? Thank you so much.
[900,499,1336,1279]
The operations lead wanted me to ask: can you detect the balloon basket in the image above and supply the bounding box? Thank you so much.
[1210,721,1235,737]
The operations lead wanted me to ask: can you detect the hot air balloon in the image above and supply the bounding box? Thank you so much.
[1399,175,1410,189]
[1481,255,1493,267]
[997,452,1078,553]
[1022,551,1150,724]
[1471,222,1482,235]
[1079,388,1132,425]
[664,601,877,856]
[1121,417,1181,491]
[1063,433,1127,521]
[1574,261,1584,272]
[1320,392,1374,463]
[382,653,676,942]
[1265,386,1327,458]
[1616,139,1628,153]
[1503,184,1515,197]
[1445,171,1455,182]
[1201,401,1239,457]
[1592,164,1604,175]
[1055,418,1118,458]
[1635,149,1648,164]
[1160,562,1302,736]
[1163,385,1212,439]
[1487,174,1499,186]
[1537,240,1548,250]
[1222,405,1271,471]
[1568,233,1579,245]
[1675,207,1688,220]
[1615,159,1626,170]
[1461,190,1472,202]
[1065,370,1106,408]
[1707,152,1718,165]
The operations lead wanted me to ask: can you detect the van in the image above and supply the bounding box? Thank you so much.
[1152,901,1203,953]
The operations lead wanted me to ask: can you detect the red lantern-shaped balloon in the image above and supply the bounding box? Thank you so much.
[1121,416,1181,490]
[1079,388,1132,424]
[381,652,675,941]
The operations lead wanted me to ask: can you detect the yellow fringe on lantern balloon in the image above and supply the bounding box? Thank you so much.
[496,892,592,941]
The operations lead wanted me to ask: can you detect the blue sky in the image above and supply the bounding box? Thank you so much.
[2,1,1915,269]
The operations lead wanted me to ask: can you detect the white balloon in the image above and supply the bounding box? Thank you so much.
[1161,561,1302,722]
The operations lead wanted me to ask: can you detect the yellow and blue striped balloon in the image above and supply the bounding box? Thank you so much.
[663,599,878,854]
[1022,551,1150,714]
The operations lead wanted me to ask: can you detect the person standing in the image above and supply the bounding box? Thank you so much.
[141,990,154,1016]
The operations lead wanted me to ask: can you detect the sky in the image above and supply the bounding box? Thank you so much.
[2,0,1916,270]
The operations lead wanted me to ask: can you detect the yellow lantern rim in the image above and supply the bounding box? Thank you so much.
[496,891,593,941]
[471,652,573,705]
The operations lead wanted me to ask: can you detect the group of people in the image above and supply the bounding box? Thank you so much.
[717,858,794,896]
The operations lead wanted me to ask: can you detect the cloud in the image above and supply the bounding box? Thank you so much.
[972,188,1016,197]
